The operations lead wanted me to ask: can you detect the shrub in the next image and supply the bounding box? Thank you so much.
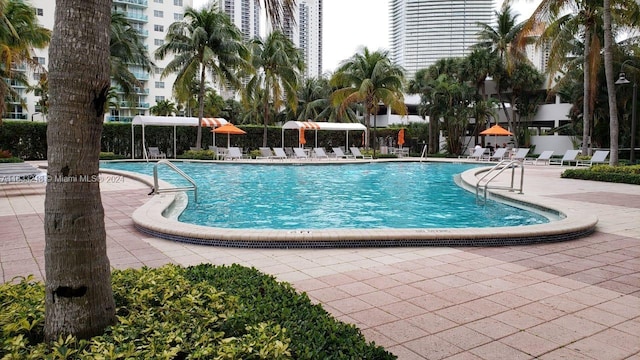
[99,152,127,160]
[561,164,640,185]
[0,264,395,359]
[178,149,215,160]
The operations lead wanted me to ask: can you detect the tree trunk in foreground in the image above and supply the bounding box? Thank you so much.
[603,0,619,165]
[45,0,115,340]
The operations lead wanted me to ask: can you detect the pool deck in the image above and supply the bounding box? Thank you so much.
[1,158,639,359]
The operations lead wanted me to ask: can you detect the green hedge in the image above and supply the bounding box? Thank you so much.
[2,121,404,160]
[1,264,395,359]
[561,164,640,185]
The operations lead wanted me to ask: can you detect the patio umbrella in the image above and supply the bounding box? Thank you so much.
[480,124,513,146]
[299,128,306,147]
[398,128,405,147]
[212,123,246,147]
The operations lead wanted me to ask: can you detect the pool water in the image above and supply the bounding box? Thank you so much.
[101,161,548,230]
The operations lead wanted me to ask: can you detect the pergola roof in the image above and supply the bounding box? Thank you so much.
[282,121,366,131]
[131,116,227,127]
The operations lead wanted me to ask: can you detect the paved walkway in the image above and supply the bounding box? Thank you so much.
[1,163,638,359]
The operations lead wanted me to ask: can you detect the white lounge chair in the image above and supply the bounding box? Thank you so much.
[293,148,308,159]
[512,148,530,162]
[313,147,329,159]
[525,150,554,165]
[350,147,372,159]
[577,150,609,167]
[467,147,486,160]
[0,163,45,183]
[272,147,288,159]
[487,148,507,161]
[225,147,244,160]
[549,149,580,166]
[257,147,274,159]
[147,147,166,159]
[332,147,354,159]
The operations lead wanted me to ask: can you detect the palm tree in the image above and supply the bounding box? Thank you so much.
[156,5,250,149]
[245,30,303,146]
[110,12,153,100]
[512,0,640,157]
[45,0,115,340]
[330,48,406,155]
[150,99,177,116]
[0,0,50,120]
[25,71,48,120]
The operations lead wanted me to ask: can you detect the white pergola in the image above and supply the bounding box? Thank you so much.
[281,120,367,149]
[131,116,227,159]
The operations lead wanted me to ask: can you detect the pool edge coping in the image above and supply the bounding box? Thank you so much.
[119,162,598,248]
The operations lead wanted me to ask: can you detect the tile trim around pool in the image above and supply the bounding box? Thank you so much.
[126,166,598,248]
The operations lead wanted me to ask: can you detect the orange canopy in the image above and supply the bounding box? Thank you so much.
[212,123,246,147]
[398,129,405,146]
[480,124,513,136]
[212,123,246,135]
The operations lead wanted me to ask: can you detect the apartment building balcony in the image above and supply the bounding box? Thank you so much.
[118,102,149,109]
[136,29,149,37]
[114,11,148,22]
[113,0,148,8]
[107,115,134,122]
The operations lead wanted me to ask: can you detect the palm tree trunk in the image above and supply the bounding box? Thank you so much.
[582,29,592,155]
[263,95,269,147]
[196,63,206,149]
[603,0,619,165]
[45,0,115,340]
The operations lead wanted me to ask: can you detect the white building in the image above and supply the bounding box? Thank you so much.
[218,0,260,41]
[18,0,193,122]
[389,0,494,80]
[270,0,323,79]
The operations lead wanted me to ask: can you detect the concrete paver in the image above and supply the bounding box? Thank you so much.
[0,162,638,359]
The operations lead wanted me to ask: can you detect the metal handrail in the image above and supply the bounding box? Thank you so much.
[475,159,524,204]
[420,144,428,162]
[152,160,198,202]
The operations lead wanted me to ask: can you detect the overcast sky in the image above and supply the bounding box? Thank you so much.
[192,0,542,74]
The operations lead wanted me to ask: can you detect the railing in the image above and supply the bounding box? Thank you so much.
[153,160,198,202]
[475,159,524,205]
[420,144,428,162]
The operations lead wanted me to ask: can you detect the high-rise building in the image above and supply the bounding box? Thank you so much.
[17,0,193,122]
[271,0,323,79]
[218,0,260,41]
[390,0,494,79]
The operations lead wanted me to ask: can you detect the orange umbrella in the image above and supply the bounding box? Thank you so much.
[212,123,246,147]
[480,124,513,136]
[480,124,513,146]
[299,128,306,146]
[398,128,405,147]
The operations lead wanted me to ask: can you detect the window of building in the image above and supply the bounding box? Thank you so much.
[154,39,164,46]
[154,10,163,17]
[154,24,164,32]
[154,0,163,2]
[35,8,43,16]
[174,13,183,20]
[33,56,45,65]
[155,96,165,102]
[174,0,183,6]
[155,81,165,88]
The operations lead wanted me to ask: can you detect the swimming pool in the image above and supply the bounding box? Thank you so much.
[100,161,549,230]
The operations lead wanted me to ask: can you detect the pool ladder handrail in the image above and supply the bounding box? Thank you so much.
[475,159,524,205]
[420,144,428,162]
[153,160,198,202]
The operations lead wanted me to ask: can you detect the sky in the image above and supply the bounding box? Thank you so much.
[193,0,542,74]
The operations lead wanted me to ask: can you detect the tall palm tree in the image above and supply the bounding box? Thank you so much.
[45,0,114,340]
[245,30,303,146]
[512,0,640,156]
[330,48,406,154]
[475,4,532,127]
[110,12,153,100]
[0,0,50,120]
[156,5,250,149]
